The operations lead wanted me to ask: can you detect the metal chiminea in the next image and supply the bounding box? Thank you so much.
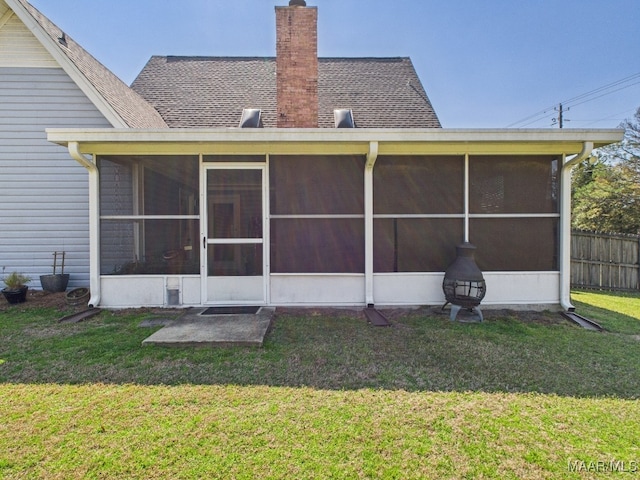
[442,242,486,322]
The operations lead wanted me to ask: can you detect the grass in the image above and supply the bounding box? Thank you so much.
[0,295,639,478]
[572,289,640,335]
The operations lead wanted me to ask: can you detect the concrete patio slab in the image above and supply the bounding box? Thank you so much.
[141,307,275,347]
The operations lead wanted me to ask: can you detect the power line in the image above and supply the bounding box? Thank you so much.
[506,72,640,128]
[582,108,638,127]
[569,80,640,109]
[565,74,640,106]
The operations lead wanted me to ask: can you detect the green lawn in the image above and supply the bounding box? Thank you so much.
[0,294,639,479]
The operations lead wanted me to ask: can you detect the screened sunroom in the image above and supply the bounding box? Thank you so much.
[47,128,622,309]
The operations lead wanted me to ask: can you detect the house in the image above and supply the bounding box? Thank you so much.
[2,0,622,310]
[0,0,166,290]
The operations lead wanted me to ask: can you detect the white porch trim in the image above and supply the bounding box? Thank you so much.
[48,128,622,156]
[51,128,623,309]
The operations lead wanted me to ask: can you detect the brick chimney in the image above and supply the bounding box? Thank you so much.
[275,1,318,128]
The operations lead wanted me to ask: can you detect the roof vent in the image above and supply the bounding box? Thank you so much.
[239,108,263,128]
[334,109,355,128]
[58,32,67,47]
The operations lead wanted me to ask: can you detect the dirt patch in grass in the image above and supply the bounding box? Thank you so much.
[2,292,565,329]
[276,307,367,319]
[0,290,70,312]
[1,290,186,320]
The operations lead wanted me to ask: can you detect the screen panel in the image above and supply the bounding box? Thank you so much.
[374,156,464,215]
[469,156,559,214]
[470,218,559,271]
[271,218,365,273]
[270,155,365,215]
[374,218,464,272]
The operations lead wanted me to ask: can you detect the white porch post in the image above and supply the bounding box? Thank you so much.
[68,142,101,307]
[365,141,379,306]
[464,153,470,242]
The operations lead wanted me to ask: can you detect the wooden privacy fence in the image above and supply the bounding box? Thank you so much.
[571,230,640,291]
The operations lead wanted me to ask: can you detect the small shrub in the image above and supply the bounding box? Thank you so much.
[2,272,31,290]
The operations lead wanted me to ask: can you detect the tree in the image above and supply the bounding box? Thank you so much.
[572,107,640,234]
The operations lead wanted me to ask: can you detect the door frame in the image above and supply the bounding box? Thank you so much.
[200,162,269,305]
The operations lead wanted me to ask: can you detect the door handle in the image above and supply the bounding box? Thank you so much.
[203,237,207,250]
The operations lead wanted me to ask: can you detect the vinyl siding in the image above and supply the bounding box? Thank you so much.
[0,67,111,289]
[0,12,59,68]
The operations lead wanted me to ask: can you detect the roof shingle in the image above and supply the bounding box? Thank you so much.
[131,56,441,129]
[15,0,167,129]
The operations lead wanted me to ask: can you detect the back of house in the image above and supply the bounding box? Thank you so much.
[2,0,622,310]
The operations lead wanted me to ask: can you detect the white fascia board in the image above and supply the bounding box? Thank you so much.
[5,0,128,128]
[47,128,625,156]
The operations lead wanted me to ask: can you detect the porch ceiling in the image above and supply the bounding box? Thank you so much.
[47,128,624,156]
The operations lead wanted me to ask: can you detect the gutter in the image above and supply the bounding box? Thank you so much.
[68,142,101,308]
[560,141,593,311]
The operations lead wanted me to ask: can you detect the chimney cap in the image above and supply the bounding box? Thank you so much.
[289,0,307,6]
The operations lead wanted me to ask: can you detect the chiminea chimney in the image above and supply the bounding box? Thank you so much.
[275,1,318,128]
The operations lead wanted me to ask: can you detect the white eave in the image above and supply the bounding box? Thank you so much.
[47,128,624,156]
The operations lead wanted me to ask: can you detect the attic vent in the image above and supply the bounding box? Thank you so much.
[58,32,67,47]
[239,109,263,128]
[334,109,355,128]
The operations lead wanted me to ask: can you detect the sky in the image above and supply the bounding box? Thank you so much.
[28,0,640,129]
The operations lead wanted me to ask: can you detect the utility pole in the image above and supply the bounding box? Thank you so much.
[554,103,568,128]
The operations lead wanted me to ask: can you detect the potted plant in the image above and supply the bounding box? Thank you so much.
[2,272,31,304]
[40,251,70,293]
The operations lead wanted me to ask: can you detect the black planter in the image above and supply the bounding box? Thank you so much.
[40,274,70,293]
[2,286,28,304]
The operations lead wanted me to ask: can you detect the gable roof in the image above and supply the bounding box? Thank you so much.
[6,0,167,129]
[131,56,442,129]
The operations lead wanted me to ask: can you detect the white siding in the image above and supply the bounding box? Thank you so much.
[0,12,59,68]
[0,67,111,289]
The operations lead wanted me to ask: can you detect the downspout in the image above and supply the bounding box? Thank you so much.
[365,141,379,306]
[560,141,593,311]
[68,142,101,308]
